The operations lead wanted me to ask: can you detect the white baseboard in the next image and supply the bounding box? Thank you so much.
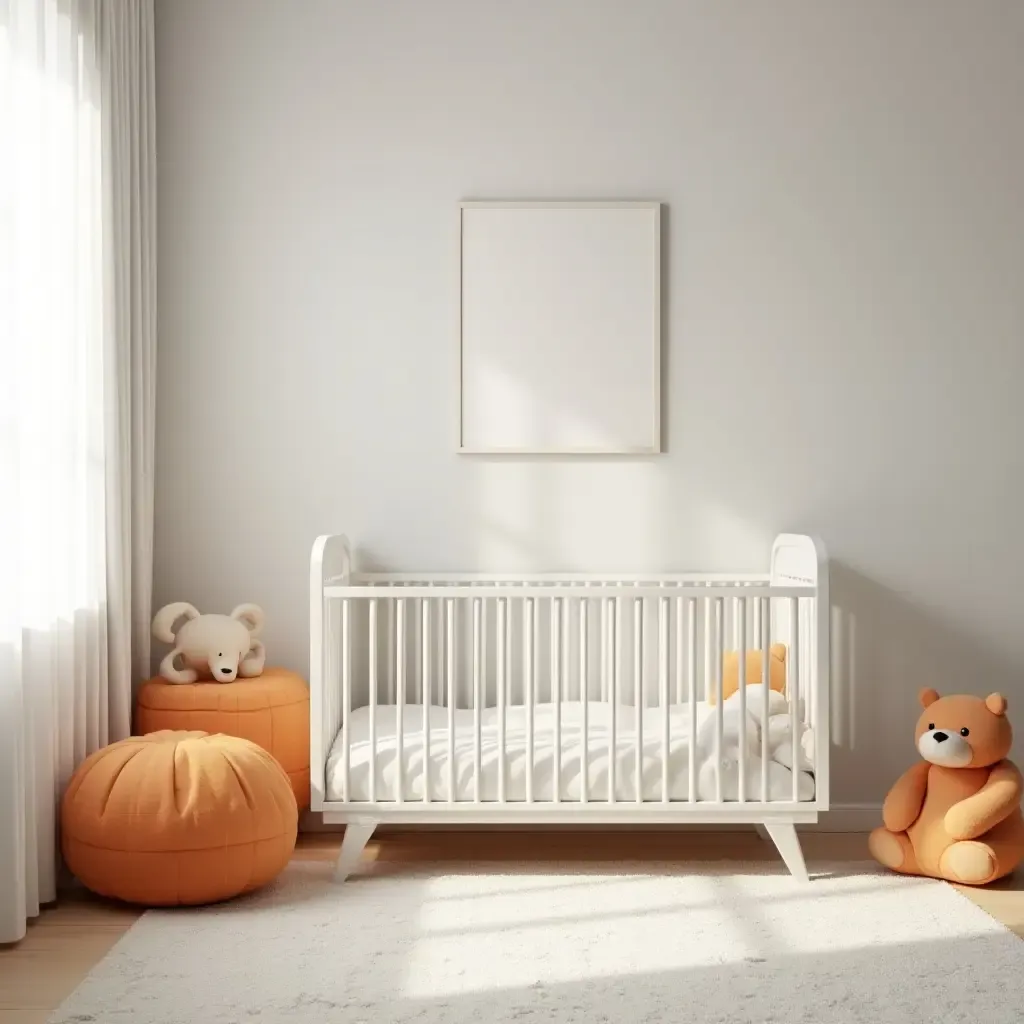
[299,804,881,835]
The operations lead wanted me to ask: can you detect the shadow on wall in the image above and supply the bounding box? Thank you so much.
[829,561,1021,805]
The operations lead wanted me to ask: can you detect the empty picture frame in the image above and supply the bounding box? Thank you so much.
[458,200,662,455]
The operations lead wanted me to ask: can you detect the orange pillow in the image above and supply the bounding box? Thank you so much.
[61,731,297,906]
[135,668,310,809]
[708,643,788,704]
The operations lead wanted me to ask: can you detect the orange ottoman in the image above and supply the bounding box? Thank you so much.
[135,668,310,809]
[61,731,297,906]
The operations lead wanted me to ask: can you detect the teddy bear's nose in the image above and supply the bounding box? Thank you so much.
[220,667,233,676]
[933,731,948,743]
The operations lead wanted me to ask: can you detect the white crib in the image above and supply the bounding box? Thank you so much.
[310,533,829,881]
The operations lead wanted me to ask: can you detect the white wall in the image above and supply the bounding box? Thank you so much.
[154,0,1024,806]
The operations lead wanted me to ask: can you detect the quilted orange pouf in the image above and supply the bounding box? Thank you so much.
[135,668,310,809]
[61,731,297,906]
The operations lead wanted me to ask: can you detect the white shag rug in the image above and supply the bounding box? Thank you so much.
[51,861,1024,1023]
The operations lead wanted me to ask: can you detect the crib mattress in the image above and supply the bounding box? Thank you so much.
[325,700,815,804]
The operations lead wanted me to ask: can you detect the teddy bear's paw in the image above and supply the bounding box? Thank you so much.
[868,827,913,871]
[939,841,997,885]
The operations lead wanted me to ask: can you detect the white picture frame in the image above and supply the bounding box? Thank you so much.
[457,200,662,455]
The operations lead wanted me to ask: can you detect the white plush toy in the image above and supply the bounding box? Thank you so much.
[151,602,266,684]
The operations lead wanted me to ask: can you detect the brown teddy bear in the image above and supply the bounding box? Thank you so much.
[869,688,1024,885]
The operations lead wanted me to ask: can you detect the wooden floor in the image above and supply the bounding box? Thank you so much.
[2,829,1023,1023]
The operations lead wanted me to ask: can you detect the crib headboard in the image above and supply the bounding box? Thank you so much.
[310,534,351,811]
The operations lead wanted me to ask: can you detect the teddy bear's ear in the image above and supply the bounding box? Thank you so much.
[919,687,940,708]
[231,603,265,637]
[152,602,200,643]
[986,693,1008,716]
[769,643,787,663]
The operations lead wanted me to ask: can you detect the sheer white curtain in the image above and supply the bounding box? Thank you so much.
[0,0,155,943]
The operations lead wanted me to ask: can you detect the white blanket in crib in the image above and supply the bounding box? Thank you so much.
[325,684,815,803]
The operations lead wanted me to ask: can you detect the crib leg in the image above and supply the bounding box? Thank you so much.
[765,823,809,883]
[335,819,378,882]
[754,824,770,843]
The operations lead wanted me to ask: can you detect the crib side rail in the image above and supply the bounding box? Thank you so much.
[353,571,770,584]
[324,583,812,599]
[310,534,351,811]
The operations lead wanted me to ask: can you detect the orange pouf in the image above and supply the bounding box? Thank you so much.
[135,668,310,809]
[61,731,297,906]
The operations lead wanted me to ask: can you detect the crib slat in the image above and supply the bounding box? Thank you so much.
[552,598,562,804]
[563,597,570,796]
[634,598,643,804]
[610,597,621,803]
[704,595,714,802]
[762,597,771,803]
[791,596,800,803]
[341,599,351,802]
[562,595,571,703]
[675,595,684,704]
[737,595,747,804]
[659,598,670,802]
[535,598,542,773]
[369,598,378,804]
[503,584,511,712]
[601,598,609,703]
[473,597,482,803]
[496,598,506,802]
[704,595,713,703]
[715,597,724,803]
[388,598,395,704]
[803,597,813,730]
[422,600,431,804]
[508,588,514,712]
[446,598,455,803]
[436,592,444,721]
[396,598,405,804]
[603,599,611,800]
[480,591,488,725]
[525,597,535,803]
[687,598,697,803]
[580,599,589,804]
